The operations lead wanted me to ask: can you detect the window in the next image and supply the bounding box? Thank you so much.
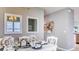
[4,13,22,34]
[27,17,38,33]
[74,25,79,33]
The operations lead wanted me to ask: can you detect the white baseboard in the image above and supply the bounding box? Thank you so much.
[68,46,76,51]
[57,46,75,51]
[57,47,67,51]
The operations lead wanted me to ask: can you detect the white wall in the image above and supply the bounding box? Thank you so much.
[45,8,75,50]
[74,8,79,25]
[0,7,44,40]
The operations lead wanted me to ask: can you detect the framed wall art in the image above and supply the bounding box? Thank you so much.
[44,21,54,33]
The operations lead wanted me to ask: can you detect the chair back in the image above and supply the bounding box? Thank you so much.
[3,36,14,46]
[3,36,15,51]
[47,36,58,46]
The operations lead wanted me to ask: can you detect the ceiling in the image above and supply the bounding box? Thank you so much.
[43,7,79,24]
[43,7,66,16]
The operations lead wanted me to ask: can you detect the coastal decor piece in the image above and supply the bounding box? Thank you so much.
[44,21,54,33]
[4,13,22,34]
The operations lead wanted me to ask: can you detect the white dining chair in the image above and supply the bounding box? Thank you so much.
[19,36,30,42]
[19,36,30,48]
[3,36,15,51]
[29,35,42,49]
[0,38,4,50]
[41,36,58,51]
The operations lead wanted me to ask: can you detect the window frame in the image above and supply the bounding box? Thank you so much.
[27,16,39,33]
[4,13,22,34]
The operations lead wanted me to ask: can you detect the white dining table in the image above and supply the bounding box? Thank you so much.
[17,44,57,51]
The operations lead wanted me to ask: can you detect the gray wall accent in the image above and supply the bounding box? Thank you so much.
[0,7,44,40]
[45,8,75,50]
